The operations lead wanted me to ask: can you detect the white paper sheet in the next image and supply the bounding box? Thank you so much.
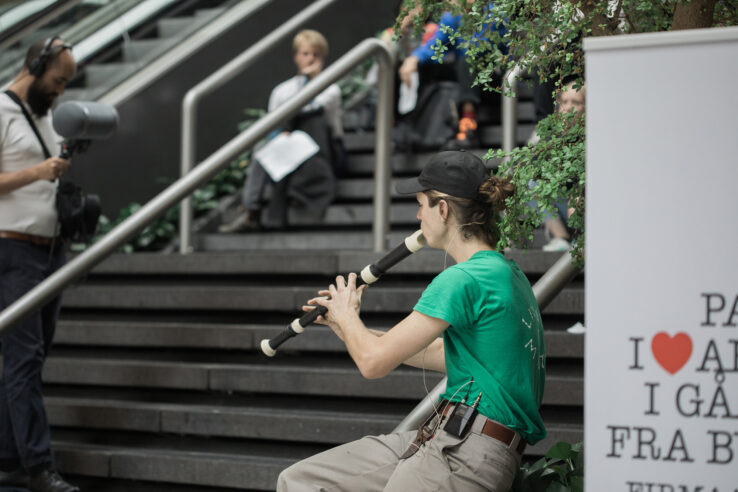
[398,71,419,115]
[254,130,319,182]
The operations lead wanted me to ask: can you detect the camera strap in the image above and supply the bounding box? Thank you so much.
[4,89,52,159]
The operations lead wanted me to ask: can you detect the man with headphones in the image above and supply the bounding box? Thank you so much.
[0,37,80,492]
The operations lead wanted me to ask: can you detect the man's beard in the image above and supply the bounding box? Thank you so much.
[27,79,55,117]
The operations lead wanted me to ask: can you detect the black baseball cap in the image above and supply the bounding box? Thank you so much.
[395,150,488,199]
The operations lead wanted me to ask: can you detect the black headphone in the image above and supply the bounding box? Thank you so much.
[28,36,72,77]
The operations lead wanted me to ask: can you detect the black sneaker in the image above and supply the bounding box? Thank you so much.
[27,470,79,492]
[217,210,261,233]
[0,468,29,487]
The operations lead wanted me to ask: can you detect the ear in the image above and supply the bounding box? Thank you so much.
[438,199,449,222]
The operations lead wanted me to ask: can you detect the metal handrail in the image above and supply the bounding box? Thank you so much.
[0,37,394,338]
[179,0,338,253]
[501,64,522,162]
[392,250,581,433]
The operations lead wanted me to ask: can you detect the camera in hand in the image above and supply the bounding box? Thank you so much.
[52,101,119,243]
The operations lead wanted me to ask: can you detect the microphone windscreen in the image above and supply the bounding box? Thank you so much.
[53,101,119,140]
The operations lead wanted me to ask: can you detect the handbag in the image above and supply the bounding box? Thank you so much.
[4,90,101,243]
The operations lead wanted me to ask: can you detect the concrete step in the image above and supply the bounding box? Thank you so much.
[72,242,568,279]
[61,281,584,315]
[54,320,584,358]
[344,124,537,152]
[336,177,416,199]
[51,432,317,490]
[288,202,418,227]
[343,101,537,131]
[50,424,579,491]
[195,227,552,252]
[46,394,581,453]
[42,353,582,405]
[46,396,402,445]
[197,229,418,251]
[344,149,497,176]
[31,476,244,492]
[50,423,579,491]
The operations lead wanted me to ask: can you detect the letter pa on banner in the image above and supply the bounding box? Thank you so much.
[584,27,738,492]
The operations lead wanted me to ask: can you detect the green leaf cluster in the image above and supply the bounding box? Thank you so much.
[395,0,737,262]
[512,441,584,492]
[491,110,585,265]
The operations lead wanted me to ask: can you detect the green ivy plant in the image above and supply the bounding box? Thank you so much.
[396,0,737,264]
[513,441,584,492]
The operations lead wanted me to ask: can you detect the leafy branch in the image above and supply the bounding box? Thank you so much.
[395,0,736,263]
[512,441,584,492]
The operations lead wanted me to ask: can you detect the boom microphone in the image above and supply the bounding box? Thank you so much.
[260,230,426,357]
[52,100,119,140]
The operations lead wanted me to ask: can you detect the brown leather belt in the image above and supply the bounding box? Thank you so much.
[441,400,527,455]
[0,231,58,247]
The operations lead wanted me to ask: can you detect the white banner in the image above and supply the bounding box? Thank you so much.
[584,27,738,492]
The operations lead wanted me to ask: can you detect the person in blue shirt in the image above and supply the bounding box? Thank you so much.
[398,4,506,148]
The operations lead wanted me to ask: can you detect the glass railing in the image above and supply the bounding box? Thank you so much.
[0,0,145,85]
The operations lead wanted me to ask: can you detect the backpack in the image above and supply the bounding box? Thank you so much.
[394,81,460,152]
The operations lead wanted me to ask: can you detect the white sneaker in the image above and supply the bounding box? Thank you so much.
[542,237,571,252]
[567,322,586,334]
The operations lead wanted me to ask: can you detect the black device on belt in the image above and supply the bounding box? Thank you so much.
[443,392,482,438]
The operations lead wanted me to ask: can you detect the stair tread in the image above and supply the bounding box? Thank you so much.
[54,319,584,357]
[60,283,584,314]
[79,248,569,275]
[343,124,536,151]
[43,355,582,406]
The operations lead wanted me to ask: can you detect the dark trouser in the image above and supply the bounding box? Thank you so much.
[454,54,481,108]
[0,238,65,472]
[242,111,336,228]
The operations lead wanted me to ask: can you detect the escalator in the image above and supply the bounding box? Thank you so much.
[1,0,236,98]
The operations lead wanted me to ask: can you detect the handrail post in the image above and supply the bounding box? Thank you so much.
[180,92,197,253]
[372,44,394,252]
[392,251,582,433]
[502,65,522,162]
[179,0,339,253]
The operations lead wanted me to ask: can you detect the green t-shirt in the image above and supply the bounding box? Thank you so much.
[414,250,546,444]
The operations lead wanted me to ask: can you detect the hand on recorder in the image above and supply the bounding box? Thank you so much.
[304,273,366,339]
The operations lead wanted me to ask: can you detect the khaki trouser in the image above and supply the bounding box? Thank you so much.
[277,411,521,492]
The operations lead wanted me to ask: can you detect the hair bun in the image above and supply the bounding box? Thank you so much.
[479,176,515,212]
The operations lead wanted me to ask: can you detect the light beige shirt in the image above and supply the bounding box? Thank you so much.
[0,93,61,237]
[268,75,343,138]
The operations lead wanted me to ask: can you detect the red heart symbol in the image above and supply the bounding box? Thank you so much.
[651,332,692,374]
